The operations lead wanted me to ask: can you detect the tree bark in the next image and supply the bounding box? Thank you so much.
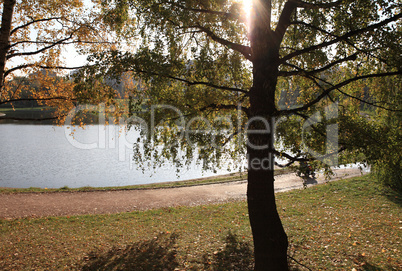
[247,61,289,270]
[247,47,289,270]
[247,146,289,270]
[247,1,289,269]
[0,0,16,91]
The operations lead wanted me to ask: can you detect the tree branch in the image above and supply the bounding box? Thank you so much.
[278,53,358,76]
[273,146,346,164]
[313,74,402,112]
[9,39,113,48]
[192,24,252,60]
[7,34,74,59]
[290,20,393,66]
[132,68,249,94]
[273,150,308,162]
[336,87,401,112]
[278,71,402,115]
[275,160,297,168]
[222,127,244,146]
[289,71,402,112]
[4,64,87,78]
[182,77,249,94]
[10,17,63,36]
[275,0,299,45]
[290,20,336,37]
[281,12,402,63]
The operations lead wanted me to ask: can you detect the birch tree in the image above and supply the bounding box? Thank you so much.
[76,0,402,269]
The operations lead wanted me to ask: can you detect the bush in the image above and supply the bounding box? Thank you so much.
[372,157,402,193]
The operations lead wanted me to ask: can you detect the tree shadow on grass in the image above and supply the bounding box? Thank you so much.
[361,263,385,271]
[303,176,318,187]
[202,232,254,271]
[81,233,179,271]
[353,254,399,271]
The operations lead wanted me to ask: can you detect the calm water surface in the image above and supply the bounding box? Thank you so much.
[0,124,233,188]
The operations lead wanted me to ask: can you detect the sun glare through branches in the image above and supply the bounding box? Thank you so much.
[242,0,253,25]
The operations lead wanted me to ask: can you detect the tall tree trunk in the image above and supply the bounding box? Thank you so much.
[248,0,288,268]
[0,0,16,92]
[247,59,289,270]
[247,146,289,270]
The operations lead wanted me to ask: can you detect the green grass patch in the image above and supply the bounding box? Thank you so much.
[0,175,400,270]
[281,175,402,270]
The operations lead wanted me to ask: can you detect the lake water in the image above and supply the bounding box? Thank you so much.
[0,124,235,188]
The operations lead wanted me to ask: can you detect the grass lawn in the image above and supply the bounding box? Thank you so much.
[0,175,400,270]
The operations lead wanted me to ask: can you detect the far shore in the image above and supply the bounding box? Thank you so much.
[0,168,291,193]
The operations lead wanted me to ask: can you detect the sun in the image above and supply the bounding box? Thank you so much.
[241,0,253,30]
[242,0,253,18]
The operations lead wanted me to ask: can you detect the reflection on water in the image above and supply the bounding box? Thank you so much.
[0,124,233,188]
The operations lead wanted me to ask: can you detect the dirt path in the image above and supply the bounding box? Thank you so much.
[0,168,364,219]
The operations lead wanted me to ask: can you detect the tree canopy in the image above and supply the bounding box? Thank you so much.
[0,0,118,122]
